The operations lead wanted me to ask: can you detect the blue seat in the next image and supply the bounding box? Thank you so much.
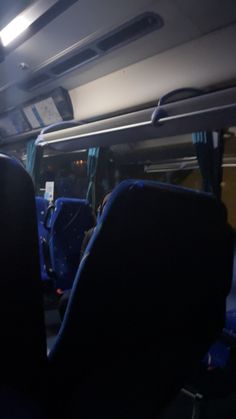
[202,246,236,370]
[203,341,230,369]
[49,180,233,418]
[48,198,94,290]
[35,197,50,281]
[225,310,236,336]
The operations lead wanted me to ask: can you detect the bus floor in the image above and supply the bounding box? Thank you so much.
[160,390,236,419]
[160,351,236,419]
[44,306,61,354]
[43,291,236,418]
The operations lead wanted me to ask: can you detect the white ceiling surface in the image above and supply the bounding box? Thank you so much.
[71,23,236,120]
[0,0,236,115]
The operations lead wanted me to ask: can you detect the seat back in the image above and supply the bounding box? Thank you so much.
[226,236,236,312]
[49,198,94,290]
[199,236,236,371]
[0,154,47,387]
[49,180,233,418]
[35,197,50,281]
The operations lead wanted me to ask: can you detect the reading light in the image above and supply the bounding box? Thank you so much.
[0,15,30,47]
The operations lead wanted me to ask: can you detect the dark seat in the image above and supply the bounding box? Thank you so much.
[48,197,95,290]
[223,241,236,339]
[201,240,236,371]
[0,154,47,393]
[35,196,50,282]
[49,180,233,419]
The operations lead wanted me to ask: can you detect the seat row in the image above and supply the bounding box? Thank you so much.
[35,196,94,290]
[35,190,236,371]
[36,185,236,375]
[0,153,234,418]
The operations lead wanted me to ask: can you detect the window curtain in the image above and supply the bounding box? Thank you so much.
[192,131,224,200]
[26,139,37,177]
[86,147,100,208]
[26,138,43,186]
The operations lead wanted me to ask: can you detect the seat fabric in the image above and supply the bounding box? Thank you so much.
[49,198,94,290]
[49,180,233,419]
[35,197,50,281]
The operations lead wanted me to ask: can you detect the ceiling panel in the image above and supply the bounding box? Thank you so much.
[173,0,236,33]
[0,0,236,114]
[0,0,36,30]
[70,24,236,120]
[0,0,201,105]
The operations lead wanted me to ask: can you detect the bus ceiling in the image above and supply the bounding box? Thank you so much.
[0,0,235,122]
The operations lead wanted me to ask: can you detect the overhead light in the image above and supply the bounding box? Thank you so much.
[0,15,30,47]
[0,0,73,50]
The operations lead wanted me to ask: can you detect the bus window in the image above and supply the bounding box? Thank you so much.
[0,141,27,167]
[36,146,88,200]
[95,133,202,206]
[95,128,236,227]
[35,128,236,226]
[221,126,236,229]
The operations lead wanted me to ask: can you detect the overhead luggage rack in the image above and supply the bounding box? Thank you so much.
[36,86,236,151]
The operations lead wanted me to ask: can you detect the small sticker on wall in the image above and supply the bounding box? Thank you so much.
[44,181,54,202]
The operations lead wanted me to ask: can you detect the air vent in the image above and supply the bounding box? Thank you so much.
[18,13,164,91]
[19,73,52,91]
[50,48,98,76]
[97,12,163,52]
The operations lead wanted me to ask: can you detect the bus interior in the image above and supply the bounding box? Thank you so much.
[0,0,236,418]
